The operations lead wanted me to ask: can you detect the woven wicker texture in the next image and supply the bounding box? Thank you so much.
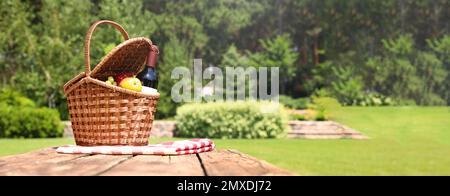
[64,20,160,146]
[90,38,152,81]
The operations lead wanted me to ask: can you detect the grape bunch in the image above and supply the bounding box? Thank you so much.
[105,76,117,86]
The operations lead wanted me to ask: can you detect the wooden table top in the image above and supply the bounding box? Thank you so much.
[0,148,293,176]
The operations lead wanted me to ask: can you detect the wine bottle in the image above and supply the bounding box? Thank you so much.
[138,45,159,89]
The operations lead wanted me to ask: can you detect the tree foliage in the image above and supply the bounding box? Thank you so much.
[1,0,450,120]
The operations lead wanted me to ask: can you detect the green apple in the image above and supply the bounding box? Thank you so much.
[119,77,142,92]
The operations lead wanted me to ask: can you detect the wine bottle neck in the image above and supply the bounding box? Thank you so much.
[147,45,159,68]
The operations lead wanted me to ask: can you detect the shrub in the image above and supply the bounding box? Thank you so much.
[289,109,329,121]
[394,98,417,106]
[310,97,340,120]
[175,101,289,139]
[0,88,63,138]
[291,113,306,121]
[0,104,64,138]
[352,93,395,106]
[312,97,341,111]
[314,110,327,121]
[279,95,311,109]
[329,67,365,105]
[0,88,36,107]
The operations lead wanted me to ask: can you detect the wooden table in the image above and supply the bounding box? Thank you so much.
[0,148,293,176]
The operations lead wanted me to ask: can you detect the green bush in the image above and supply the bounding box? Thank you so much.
[0,88,36,107]
[312,97,341,111]
[289,110,329,121]
[291,113,306,121]
[314,110,327,121]
[175,101,289,139]
[279,95,311,109]
[0,88,63,138]
[0,104,64,138]
[352,93,395,106]
[310,97,341,120]
[312,88,398,107]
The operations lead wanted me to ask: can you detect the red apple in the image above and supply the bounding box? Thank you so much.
[114,72,133,84]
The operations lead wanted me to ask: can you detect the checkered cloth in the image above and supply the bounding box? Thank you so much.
[56,138,215,156]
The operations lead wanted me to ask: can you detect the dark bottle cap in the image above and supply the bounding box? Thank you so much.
[147,45,159,68]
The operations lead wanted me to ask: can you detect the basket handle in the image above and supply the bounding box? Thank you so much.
[84,20,130,76]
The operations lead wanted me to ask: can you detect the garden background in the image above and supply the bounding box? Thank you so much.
[1,0,450,175]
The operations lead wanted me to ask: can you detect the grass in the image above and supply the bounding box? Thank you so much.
[216,107,450,176]
[1,107,449,175]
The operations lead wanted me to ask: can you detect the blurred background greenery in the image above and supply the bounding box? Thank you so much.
[1,1,449,175]
[1,0,449,123]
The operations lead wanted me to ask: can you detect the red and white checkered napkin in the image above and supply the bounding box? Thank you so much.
[56,138,215,156]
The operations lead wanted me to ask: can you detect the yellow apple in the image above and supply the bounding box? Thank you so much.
[119,77,142,92]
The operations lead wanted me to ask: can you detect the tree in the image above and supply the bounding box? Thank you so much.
[248,34,298,95]
[428,36,450,104]
[162,0,265,64]
[366,35,421,102]
[5,0,94,118]
[363,35,448,105]
[0,0,35,86]
[311,53,365,105]
[414,52,447,105]
[157,37,192,118]
[219,44,251,100]
[2,0,450,121]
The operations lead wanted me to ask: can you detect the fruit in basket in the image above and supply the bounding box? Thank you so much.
[119,77,142,92]
[114,72,133,84]
[105,76,117,86]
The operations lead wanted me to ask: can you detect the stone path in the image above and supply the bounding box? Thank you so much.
[288,121,368,139]
[64,120,368,139]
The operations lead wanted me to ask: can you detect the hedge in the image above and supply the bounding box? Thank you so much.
[279,95,311,109]
[0,104,63,138]
[175,101,289,139]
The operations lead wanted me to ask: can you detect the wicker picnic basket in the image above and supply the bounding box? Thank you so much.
[63,20,160,146]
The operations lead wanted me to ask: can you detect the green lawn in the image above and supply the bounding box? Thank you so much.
[1,107,449,175]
